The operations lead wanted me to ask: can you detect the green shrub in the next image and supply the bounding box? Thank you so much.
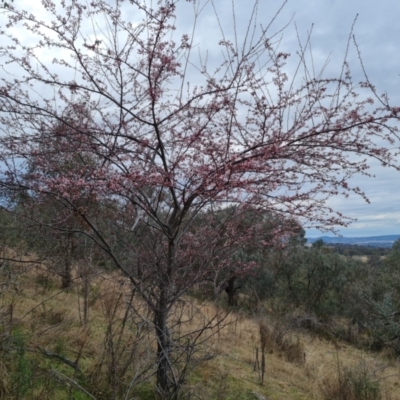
[11,330,33,398]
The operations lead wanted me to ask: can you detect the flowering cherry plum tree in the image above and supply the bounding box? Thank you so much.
[0,0,400,396]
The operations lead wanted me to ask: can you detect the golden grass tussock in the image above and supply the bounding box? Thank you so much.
[1,260,400,399]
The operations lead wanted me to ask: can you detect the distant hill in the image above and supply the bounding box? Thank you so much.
[307,235,400,248]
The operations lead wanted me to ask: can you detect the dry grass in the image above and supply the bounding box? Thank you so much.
[352,255,369,263]
[1,263,400,399]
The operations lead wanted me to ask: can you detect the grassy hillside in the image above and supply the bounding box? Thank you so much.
[1,258,400,400]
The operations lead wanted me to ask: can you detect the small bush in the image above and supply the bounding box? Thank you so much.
[33,304,67,326]
[261,319,305,364]
[255,318,305,383]
[321,357,382,400]
[35,273,55,293]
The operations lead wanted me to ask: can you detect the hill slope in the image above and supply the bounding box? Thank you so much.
[307,234,400,248]
[1,265,400,399]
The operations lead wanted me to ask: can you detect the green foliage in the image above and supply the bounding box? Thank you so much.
[384,239,400,272]
[312,238,325,249]
[239,265,276,303]
[69,391,94,400]
[277,246,349,316]
[132,383,156,400]
[10,330,33,398]
[364,294,400,352]
[311,240,400,354]
[331,244,390,257]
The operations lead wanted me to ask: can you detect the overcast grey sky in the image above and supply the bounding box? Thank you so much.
[2,0,400,238]
[276,0,400,237]
[208,0,400,238]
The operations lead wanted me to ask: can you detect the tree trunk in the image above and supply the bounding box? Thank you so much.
[82,264,90,326]
[61,232,73,289]
[154,302,173,398]
[61,255,72,289]
[225,276,237,307]
[154,238,178,399]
